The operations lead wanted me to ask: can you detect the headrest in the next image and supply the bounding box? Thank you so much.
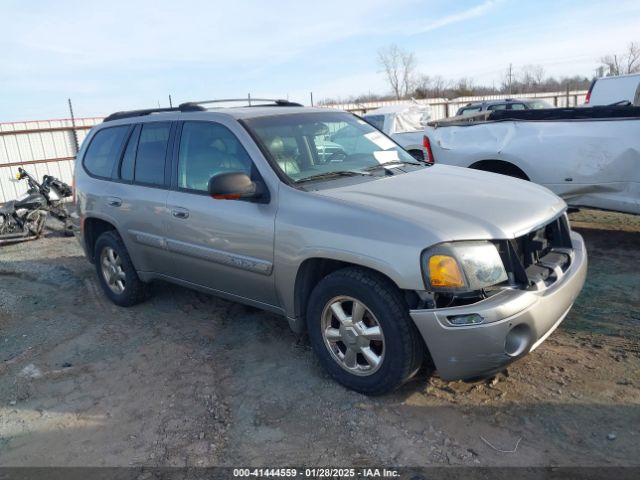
[268,136,285,156]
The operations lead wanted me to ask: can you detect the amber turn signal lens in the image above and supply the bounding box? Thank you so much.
[15,171,21,180]
[428,255,465,288]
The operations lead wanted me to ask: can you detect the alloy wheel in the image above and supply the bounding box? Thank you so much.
[320,296,385,376]
[100,247,126,294]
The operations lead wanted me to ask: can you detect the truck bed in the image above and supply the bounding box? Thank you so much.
[424,106,640,215]
[428,105,640,128]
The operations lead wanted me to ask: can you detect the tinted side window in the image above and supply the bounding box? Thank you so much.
[120,125,140,182]
[178,122,253,192]
[487,104,508,111]
[509,103,526,110]
[135,123,171,186]
[83,126,129,178]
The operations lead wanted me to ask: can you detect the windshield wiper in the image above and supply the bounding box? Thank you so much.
[363,160,423,172]
[295,170,371,184]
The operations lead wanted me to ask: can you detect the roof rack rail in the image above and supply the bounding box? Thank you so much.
[103,98,302,123]
[103,104,206,122]
[178,98,303,109]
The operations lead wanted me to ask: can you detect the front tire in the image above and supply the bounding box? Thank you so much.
[307,267,424,395]
[94,231,147,307]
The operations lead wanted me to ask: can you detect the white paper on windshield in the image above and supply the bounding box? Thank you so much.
[373,150,401,165]
[365,131,395,151]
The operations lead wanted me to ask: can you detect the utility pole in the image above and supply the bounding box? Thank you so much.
[67,98,79,154]
[310,92,314,106]
[169,94,173,108]
[508,63,513,95]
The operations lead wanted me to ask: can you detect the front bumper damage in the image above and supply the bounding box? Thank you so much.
[410,231,587,381]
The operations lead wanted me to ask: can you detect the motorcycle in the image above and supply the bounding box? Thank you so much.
[0,167,73,245]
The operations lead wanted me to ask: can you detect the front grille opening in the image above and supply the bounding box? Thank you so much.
[497,214,573,290]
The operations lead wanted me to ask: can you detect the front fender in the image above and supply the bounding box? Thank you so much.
[273,185,429,319]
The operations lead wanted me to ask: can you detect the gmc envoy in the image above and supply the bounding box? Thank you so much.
[73,99,587,395]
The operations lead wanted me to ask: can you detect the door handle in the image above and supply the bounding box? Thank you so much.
[171,207,189,219]
[106,197,122,207]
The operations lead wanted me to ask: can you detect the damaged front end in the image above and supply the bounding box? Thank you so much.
[409,213,587,381]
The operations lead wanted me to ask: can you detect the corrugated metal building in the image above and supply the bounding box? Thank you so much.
[0,117,101,204]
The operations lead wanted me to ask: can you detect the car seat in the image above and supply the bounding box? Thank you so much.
[267,137,300,176]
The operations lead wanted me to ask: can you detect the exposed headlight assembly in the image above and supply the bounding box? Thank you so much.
[422,241,508,292]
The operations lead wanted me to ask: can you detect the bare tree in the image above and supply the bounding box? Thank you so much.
[452,78,475,97]
[413,75,432,98]
[431,75,449,97]
[520,64,545,92]
[600,54,622,76]
[626,42,640,73]
[378,44,417,99]
[599,41,640,76]
[413,74,450,98]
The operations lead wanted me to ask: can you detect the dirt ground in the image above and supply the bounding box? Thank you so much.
[0,209,639,468]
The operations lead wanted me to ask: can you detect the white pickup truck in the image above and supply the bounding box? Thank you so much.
[424,106,640,215]
[361,104,430,161]
[584,72,640,106]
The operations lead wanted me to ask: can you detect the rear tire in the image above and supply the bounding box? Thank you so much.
[94,230,147,307]
[307,267,424,395]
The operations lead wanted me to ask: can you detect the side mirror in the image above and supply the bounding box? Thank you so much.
[208,172,265,201]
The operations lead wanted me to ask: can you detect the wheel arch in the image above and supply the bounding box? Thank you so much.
[82,216,118,263]
[468,159,530,180]
[291,257,420,333]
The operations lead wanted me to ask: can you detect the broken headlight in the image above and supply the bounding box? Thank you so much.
[422,241,508,292]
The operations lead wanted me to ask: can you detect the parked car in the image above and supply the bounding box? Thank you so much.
[361,104,431,161]
[456,98,553,116]
[73,100,587,395]
[584,72,640,106]
[424,105,640,215]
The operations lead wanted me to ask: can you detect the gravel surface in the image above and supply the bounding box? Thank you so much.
[0,210,639,467]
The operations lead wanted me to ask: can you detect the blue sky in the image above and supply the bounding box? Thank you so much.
[1,0,639,121]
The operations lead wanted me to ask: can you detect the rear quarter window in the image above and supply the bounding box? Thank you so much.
[83,126,129,178]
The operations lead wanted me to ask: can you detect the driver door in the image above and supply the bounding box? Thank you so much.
[164,121,278,307]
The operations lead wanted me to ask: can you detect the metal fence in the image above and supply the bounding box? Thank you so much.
[0,89,589,204]
[320,90,589,117]
[0,117,101,204]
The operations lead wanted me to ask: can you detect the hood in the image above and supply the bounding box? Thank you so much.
[316,165,566,241]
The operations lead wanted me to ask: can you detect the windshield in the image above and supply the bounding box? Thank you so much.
[243,112,422,183]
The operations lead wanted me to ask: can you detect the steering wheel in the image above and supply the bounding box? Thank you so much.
[327,150,347,162]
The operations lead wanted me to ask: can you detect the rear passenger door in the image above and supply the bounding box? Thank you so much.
[108,121,175,274]
[164,120,278,307]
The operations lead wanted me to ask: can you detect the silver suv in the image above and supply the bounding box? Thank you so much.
[73,99,587,395]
